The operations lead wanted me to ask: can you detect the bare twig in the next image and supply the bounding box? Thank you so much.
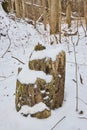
[50,116,66,130]
[29,50,34,61]
[79,74,83,85]
[67,60,87,67]
[54,34,59,44]
[76,31,80,46]
[72,79,77,83]
[0,33,11,58]
[71,36,79,111]
[80,21,87,37]
[36,13,44,23]
[76,20,80,46]
[0,23,11,58]
[65,36,71,54]
[11,56,25,64]
[78,97,87,106]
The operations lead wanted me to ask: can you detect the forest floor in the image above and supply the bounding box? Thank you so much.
[0,2,87,130]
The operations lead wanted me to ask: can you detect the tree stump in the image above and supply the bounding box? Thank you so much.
[15,46,66,118]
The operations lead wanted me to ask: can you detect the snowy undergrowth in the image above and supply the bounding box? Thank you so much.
[0,2,87,130]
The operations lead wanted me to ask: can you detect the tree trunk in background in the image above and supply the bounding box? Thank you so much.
[22,0,25,18]
[15,0,20,17]
[59,0,62,43]
[11,0,14,13]
[66,1,71,28]
[31,0,36,28]
[84,0,87,30]
[50,0,59,34]
[42,0,47,30]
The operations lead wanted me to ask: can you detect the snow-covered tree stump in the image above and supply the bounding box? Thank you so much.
[15,45,66,118]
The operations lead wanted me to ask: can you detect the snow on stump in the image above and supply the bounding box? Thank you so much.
[31,109,51,119]
[19,102,51,119]
[15,45,66,118]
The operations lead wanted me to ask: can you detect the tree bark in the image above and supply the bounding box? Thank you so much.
[84,0,87,30]
[42,0,47,30]
[22,0,25,18]
[66,1,71,28]
[15,0,20,17]
[50,0,59,34]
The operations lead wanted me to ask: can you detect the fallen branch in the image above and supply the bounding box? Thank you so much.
[50,116,66,130]
[11,56,25,65]
[0,76,7,78]
[64,31,78,36]
[0,74,14,81]
[78,117,87,120]
[61,12,84,20]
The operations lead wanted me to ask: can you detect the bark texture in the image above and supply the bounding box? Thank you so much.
[66,1,71,28]
[50,0,59,34]
[84,0,87,30]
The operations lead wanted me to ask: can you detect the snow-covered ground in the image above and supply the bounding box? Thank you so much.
[0,2,87,130]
